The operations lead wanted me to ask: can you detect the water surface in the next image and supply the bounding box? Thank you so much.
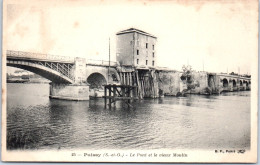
[7,83,250,150]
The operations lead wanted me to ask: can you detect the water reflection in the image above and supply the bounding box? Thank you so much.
[7,83,251,150]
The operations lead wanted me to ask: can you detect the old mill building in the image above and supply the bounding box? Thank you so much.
[116,28,157,69]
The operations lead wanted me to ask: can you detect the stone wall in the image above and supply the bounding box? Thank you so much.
[74,57,87,84]
[150,71,251,97]
[158,71,181,96]
[158,71,211,96]
[49,83,89,100]
[189,71,208,94]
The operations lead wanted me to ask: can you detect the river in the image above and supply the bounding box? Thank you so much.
[6,83,250,150]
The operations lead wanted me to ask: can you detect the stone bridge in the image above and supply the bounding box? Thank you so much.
[7,50,251,100]
[6,50,120,100]
[156,70,251,96]
[214,73,251,92]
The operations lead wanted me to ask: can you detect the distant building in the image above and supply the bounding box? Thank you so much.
[116,28,157,68]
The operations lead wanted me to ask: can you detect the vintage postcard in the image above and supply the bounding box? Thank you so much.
[1,0,258,163]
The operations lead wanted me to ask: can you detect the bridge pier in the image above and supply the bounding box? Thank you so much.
[49,83,89,101]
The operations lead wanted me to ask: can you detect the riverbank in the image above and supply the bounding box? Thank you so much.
[7,78,51,84]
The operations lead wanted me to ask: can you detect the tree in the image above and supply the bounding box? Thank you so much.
[179,65,199,95]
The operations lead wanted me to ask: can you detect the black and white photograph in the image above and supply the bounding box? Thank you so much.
[1,0,258,163]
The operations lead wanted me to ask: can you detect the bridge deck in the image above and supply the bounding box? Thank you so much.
[7,50,118,67]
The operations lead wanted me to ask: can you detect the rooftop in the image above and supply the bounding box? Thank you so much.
[116,28,157,38]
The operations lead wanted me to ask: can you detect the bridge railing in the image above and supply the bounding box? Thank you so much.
[217,73,251,80]
[86,59,118,66]
[6,50,74,63]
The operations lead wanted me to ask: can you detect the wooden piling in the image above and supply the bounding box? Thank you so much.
[123,73,126,85]
[128,86,131,105]
[117,68,159,99]
[122,86,125,97]
[119,72,122,84]
[127,72,130,85]
[104,86,107,108]
[108,87,111,108]
[103,84,138,108]
[135,71,143,99]
[113,85,116,107]
[129,72,132,86]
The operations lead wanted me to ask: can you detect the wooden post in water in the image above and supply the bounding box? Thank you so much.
[125,73,127,86]
[113,85,116,107]
[128,86,131,105]
[130,72,132,86]
[143,75,146,97]
[122,85,125,97]
[135,71,140,98]
[127,72,130,85]
[121,72,123,84]
[125,73,128,85]
[104,86,107,108]
[103,84,138,108]
[119,72,122,84]
[150,70,154,98]
[134,85,138,101]
[123,73,126,85]
[152,70,159,98]
[152,72,155,98]
[127,72,129,85]
[108,86,111,108]
[130,73,132,97]
[135,70,143,99]
[142,77,145,97]
[132,72,136,88]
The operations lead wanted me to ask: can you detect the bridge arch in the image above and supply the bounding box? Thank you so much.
[246,81,249,87]
[7,62,73,84]
[240,80,243,86]
[223,78,228,87]
[244,80,249,87]
[85,66,120,84]
[87,72,107,89]
[232,79,236,87]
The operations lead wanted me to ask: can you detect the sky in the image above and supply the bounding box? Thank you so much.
[5,0,258,75]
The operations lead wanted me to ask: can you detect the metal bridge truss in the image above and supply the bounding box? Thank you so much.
[36,61,74,80]
[7,59,74,83]
[7,50,75,82]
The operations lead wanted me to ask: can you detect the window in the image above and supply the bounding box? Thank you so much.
[146,43,148,48]
[152,61,155,66]
[146,60,148,65]
[152,45,154,50]
[153,52,155,57]
[137,59,139,64]
[137,49,139,55]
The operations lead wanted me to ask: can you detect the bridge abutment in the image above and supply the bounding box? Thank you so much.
[49,83,89,101]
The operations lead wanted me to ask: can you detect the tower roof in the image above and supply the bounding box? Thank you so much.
[116,28,157,38]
